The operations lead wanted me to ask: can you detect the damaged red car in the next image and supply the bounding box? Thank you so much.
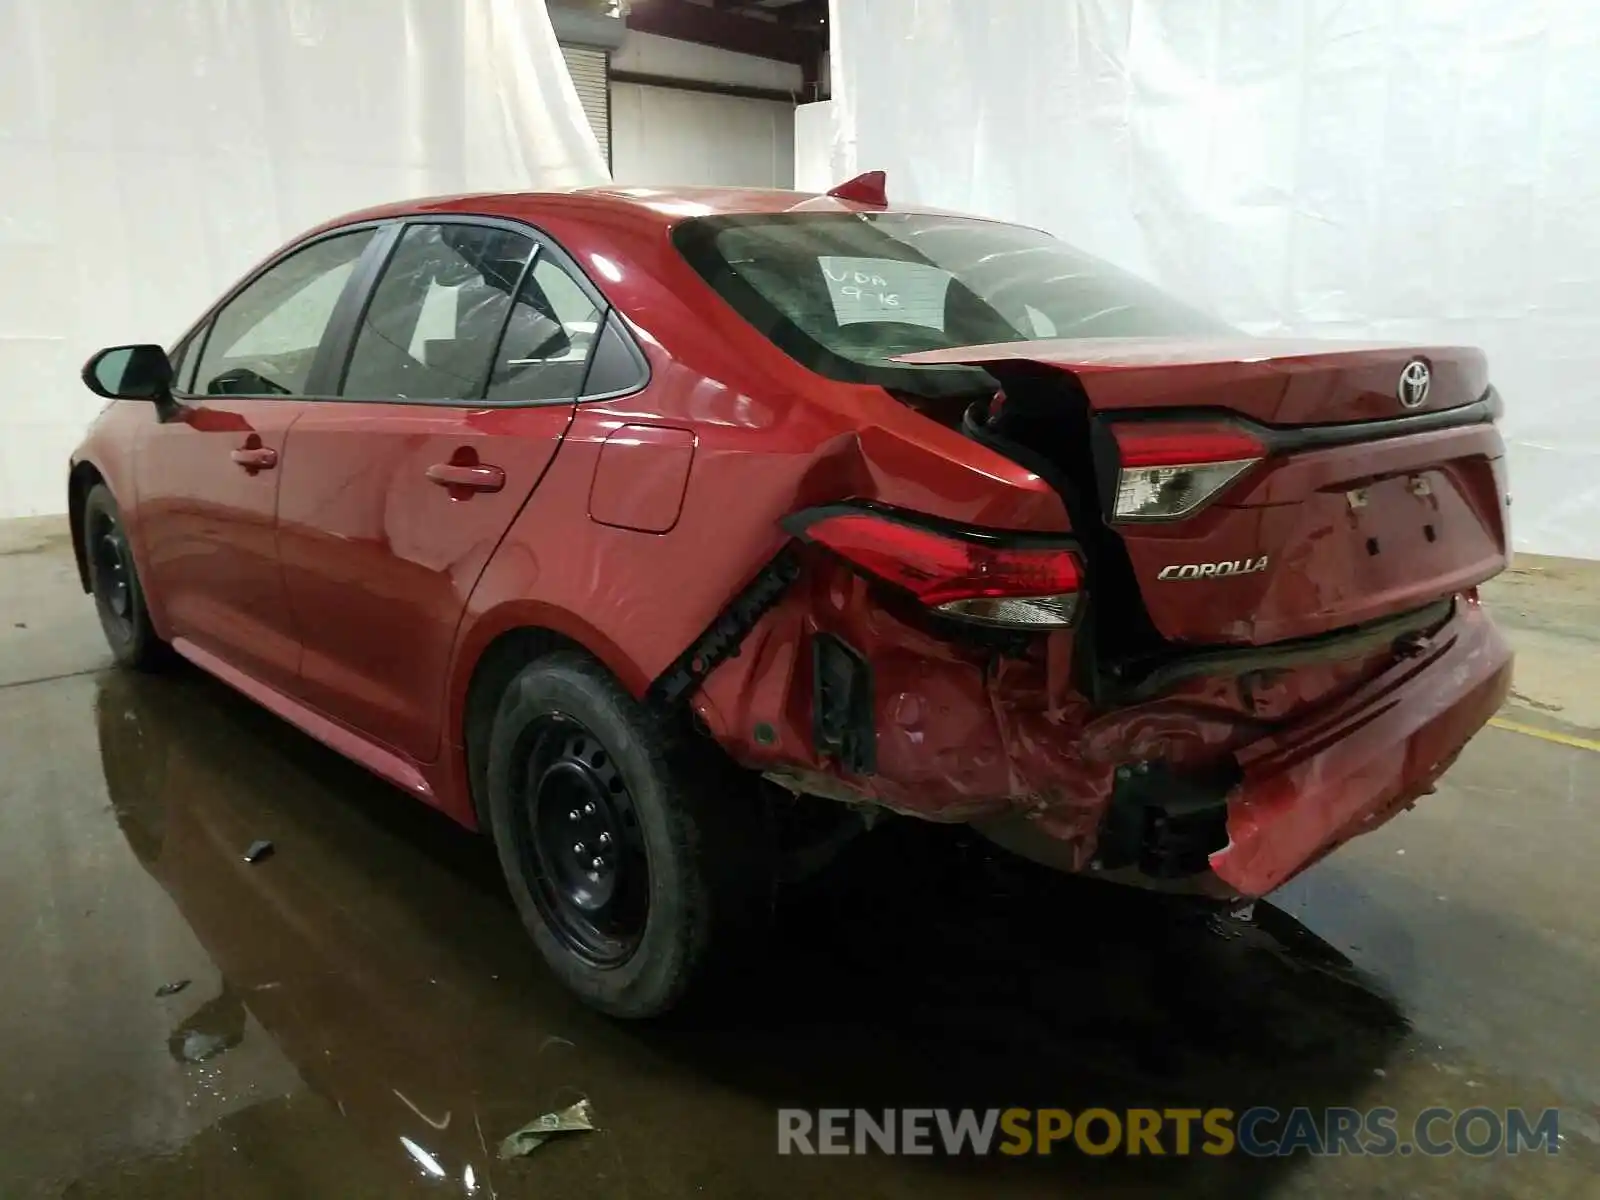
[70,177,1513,1017]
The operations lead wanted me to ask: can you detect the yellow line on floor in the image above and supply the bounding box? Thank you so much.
[1488,716,1600,753]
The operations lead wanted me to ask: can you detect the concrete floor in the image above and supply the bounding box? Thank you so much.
[1,515,1596,1199]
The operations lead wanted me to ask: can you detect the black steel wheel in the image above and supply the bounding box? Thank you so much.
[82,483,164,669]
[484,651,772,1018]
[90,506,134,635]
[512,719,650,966]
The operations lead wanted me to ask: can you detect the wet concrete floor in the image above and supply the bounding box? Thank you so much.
[1,521,1597,1198]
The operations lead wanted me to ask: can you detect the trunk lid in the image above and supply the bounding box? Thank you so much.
[901,335,1490,424]
[899,337,1510,647]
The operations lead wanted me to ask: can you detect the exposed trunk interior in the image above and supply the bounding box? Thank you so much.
[956,362,1169,695]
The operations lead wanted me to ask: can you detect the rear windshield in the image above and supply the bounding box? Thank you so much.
[673,212,1231,393]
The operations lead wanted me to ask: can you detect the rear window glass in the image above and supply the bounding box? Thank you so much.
[674,212,1231,392]
[819,256,952,329]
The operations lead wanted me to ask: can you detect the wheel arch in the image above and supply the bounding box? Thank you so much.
[68,460,107,593]
[455,607,649,832]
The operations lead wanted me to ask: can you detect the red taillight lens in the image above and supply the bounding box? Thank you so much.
[788,508,1083,629]
[1109,422,1265,521]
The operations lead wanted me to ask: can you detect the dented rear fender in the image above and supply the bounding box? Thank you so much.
[692,551,1295,862]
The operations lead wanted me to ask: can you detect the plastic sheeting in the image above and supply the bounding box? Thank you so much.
[0,0,607,519]
[827,0,1600,559]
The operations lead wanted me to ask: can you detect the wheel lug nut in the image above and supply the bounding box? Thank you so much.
[573,843,586,855]
[568,809,580,822]
[598,832,612,846]
[590,856,604,870]
[583,802,596,816]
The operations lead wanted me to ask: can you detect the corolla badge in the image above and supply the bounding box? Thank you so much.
[1397,359,1431,409]
[1157,556,1269,581]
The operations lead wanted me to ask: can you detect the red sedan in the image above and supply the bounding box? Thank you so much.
[70,177,1513,1017]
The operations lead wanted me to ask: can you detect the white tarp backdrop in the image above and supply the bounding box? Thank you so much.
[825,0,1600,559]
[0,0,608,519]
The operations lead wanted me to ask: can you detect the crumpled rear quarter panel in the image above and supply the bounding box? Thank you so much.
[694,552,1404,871]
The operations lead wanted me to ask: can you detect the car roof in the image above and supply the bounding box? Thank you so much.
[317,184,1017,237]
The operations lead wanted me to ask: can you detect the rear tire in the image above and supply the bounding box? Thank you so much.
[485,651,770,1018]
[83,483,165,670]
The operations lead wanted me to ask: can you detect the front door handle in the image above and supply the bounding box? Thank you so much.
[230,446,278,471]
[426,462,506,494]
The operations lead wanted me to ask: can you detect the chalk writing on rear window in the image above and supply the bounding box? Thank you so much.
[819,256,953,330]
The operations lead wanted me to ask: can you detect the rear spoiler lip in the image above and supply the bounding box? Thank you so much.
[1093,387,1500,457]
[892,336,1485,371]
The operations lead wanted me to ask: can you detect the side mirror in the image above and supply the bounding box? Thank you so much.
[82,344,174,401]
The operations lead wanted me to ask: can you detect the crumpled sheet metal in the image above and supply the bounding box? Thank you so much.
[1211,601,1512,896]
[692,555,1383,866]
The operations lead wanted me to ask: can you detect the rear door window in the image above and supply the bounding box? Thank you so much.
[576,311,649,399]
[485,255,607,403]
[341,223,536,401]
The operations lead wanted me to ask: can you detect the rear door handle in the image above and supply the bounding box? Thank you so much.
[230,446,278,470]
[426,462,506,494]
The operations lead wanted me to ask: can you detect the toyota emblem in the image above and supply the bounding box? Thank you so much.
[1397,359,1431,409]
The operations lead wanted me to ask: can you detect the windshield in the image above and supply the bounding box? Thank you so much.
[673,212,1232,391]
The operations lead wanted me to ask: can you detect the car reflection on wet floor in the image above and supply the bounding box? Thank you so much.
[0,665,1593,1199]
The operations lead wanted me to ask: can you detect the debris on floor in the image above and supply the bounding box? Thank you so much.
[497,1098,597,1159]
[243,839,275,864]
[154,979,191,998]
[169,1028,239,1064]
[165,986,247,1064]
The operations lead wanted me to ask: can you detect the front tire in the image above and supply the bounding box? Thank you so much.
[83,483,165,670]
[485,651,768,1018]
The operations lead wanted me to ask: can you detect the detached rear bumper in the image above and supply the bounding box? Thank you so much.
[1209,597,1512,897]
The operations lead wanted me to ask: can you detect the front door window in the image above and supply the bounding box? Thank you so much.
[192,229,375,396]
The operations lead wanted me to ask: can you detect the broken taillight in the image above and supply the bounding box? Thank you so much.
[1108,422,1265,522]
[784,505,1083,629]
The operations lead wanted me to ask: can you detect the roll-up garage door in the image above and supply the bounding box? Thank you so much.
[560,44,610,167]
[611,83,795,188]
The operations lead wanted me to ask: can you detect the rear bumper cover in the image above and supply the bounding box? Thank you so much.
[1208,596,1512,896]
